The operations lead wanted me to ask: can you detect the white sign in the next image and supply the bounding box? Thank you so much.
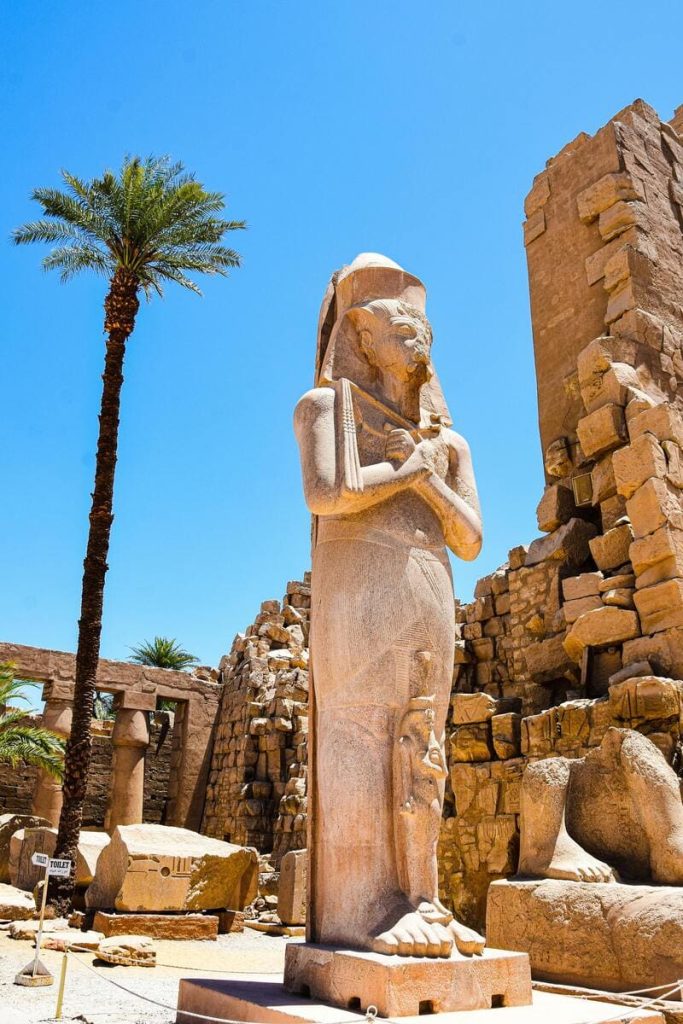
[47,858,72,878]
[31,852,49,868]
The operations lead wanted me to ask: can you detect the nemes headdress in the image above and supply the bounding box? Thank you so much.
[314,253,451,429]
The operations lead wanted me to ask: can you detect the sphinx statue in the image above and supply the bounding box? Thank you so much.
[518,726,683,884]
[293,253,484,959]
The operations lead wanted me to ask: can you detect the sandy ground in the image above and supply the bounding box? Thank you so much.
[1,926,295,1024]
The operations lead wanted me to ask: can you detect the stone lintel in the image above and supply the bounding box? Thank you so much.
[283,944,532,1017]
[113,690,158,712]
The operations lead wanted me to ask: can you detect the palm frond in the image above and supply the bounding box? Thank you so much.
[0,663,65,779]
[129,636,199,671]
[14,155,244,297]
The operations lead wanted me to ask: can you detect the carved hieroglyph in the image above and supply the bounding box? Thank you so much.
[294,253,484,958]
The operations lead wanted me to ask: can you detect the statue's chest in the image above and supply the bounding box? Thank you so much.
[349,393,450,481]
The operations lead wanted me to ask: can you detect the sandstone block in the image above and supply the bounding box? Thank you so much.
[623,628,683,679]
[523,634,579,685]
[598,199,641,241]
[450,723,494,763]
[0,815,50,884]
[629,402,683,447]
[562,572,603,600]
[9,917,69,939]
[602,587,634,609]
[278,849,307,926]
[43,929,104,951]
[577,172,641,224]
[451,692,497,724]
[582,362,643,415]
[86,824,258,913]
[591,455,617,503]
[634,578,683,634]
[536,484,575,533]
[609,675,680,722]
[487,878,683,992]
[577,404,627,459]
[563,595,602,624]
[627,477,683,538]
[564,607,640,662]
[525,518,597,569]
[631,526,683,588]
[491,714,521,760]
[0,882,35,920]
[588,523,633,571]
[10,828,109,891]
[97,933,156,966]
[601,494,627,531]
[93,910,218,940]
[613,433,667,499]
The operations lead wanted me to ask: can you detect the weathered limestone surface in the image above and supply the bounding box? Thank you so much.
[284,944,532,1018]
[0,814,50,883]
[9,827,109,891]
[277,849,306,926]
[0,882,35,920]
[488,879,683,992]
[93,910,218,940]
[86,824,258,912]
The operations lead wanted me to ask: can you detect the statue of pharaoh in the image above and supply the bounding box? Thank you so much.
[294,253,484,958]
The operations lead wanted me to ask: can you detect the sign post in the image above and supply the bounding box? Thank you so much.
[14,855,73,988]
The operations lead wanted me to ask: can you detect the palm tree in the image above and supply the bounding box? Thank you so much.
[129,636,199,671]
[0,664,66,779]
[13,157,244,911]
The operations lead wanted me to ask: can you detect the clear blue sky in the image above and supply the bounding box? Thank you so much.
[1,2,681,669]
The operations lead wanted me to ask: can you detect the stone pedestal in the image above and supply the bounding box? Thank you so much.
[104,706,150,832]
[283,945,531,1017]
[487,878,683,993]
[177,975,664,1024]
[31,697,72,826]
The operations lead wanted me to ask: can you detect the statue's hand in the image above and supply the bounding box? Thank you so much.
[385,428,417,464]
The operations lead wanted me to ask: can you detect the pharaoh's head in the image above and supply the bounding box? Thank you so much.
[316,253,450,428]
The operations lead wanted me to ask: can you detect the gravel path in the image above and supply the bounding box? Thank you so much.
[1,928,294,1024]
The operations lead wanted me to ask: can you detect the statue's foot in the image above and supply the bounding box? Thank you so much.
[546,847,616,883]
[373,907,454,958]
[372,898,484,958]
[447,917,485,955]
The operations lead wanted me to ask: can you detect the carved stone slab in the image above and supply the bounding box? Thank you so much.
[283,944,532,1017]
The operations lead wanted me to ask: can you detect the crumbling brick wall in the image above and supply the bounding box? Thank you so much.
[201,577,310,866]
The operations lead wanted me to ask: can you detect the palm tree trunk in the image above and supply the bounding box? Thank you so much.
[50,268,139,913]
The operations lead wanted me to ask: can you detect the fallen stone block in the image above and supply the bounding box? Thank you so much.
[86,824,258,913]
[564,606,640,662]
[9,917,69,939]
[0,883,36,921]
[93,910,218,940]
[0,815,50,885]
[43,929,104,951]
[10,827,109,891]
[487,878,683,992]
[97,933,156,967]
[609,675,681,722]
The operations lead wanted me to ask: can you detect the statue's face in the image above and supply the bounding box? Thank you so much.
[370,310,433,383]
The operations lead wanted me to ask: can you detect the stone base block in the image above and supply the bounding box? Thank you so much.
[93,910,218,940]
[176,975,664,1024]
[487,878,683,993]
[283,944,531,1017]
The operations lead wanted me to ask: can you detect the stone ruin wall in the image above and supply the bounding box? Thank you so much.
[201,98,683,932]
[441,98,683,929]
[0,715,173,826]
[201,576,310,867]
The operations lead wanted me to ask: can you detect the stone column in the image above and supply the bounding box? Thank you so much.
[32,691,73,826]
[104,695,152,833]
